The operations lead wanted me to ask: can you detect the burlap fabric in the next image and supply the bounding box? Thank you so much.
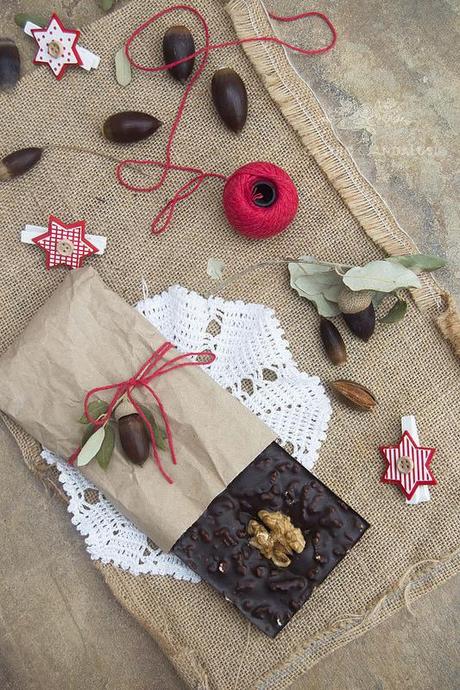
[0,1,459,688]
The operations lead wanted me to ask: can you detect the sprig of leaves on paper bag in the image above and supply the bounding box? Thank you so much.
[76,399,165,470]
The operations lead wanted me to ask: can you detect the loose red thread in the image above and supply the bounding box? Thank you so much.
[69,342,216,483]
[117,4,337,235]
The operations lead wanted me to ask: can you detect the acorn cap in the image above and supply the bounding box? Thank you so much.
[337,286,373,314]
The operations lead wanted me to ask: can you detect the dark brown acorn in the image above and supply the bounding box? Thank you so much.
[103,111,162,144]
[342,303,376,342]
[163,25,195,84]
[0,147,43,181]
[0,38,20,90]
[211,68,248,133]
[319,318,347,365]
[118,414,150,466]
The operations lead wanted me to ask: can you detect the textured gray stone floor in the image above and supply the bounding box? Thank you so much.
[1,1,459,689]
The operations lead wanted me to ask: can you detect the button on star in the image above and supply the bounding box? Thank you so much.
[32,215,98,270]
[380,431,436,500]
[32,14,82,80]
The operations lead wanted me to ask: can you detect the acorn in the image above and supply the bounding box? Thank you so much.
[0,38,20,90]
[103,111,162,144]
[0,147,43,181]
[211,68,248,133]
[319,318,347,365]
[115,400,150,466]
[163,25,195,84]
[342,303,376,342]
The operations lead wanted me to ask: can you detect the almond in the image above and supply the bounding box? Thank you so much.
[330,379,377,410]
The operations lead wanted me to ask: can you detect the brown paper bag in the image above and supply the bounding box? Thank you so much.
[0,267,275,550]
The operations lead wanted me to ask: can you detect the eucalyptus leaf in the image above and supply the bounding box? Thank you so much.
[293,272,342,296]
[322,282,343,303]
[96,424,115,470]
[379,299,408,324]
[343,260,421,293]
[289,262,342,296]
[289,262,341,316]
[138,404,166,450]
[77,426,106,467]
[207,258,225,280]
[289,260,332,276]
[387,254,447,272]
[312,294,342,318]
[372,292,387,308]
[14,13,48,28]
[79,399,109,424]
[115,47,132,87]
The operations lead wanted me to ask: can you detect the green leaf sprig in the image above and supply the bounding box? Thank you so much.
[76,398,166,470]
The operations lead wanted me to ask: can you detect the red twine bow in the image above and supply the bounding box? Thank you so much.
[116,4,337,235]
[69,342,216,484]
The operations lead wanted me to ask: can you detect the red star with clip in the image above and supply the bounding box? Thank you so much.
[32,14,82,80]
[32,215,98,270]
[380,431,436,500]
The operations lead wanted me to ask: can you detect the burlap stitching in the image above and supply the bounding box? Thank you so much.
[228,0,460,356]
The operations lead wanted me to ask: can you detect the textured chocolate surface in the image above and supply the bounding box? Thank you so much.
[173,443,369,637]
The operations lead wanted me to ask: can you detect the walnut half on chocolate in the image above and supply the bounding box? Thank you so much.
[247,509,306,568]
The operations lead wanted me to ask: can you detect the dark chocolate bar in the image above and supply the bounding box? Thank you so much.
[173,442,369,637]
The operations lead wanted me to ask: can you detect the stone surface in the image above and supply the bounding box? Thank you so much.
[0,1,458,689]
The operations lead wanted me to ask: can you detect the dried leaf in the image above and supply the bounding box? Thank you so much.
[289,262,342,295]
[77,426,106,467]
[387,254,447,272]
[379,299,408,324]
[297,292,341,318]
[79,399,109,424]
[96,424,115,470]
[81,423,115,470]
[322,282,343,302]
[288,262,341,317]
[138,404,167,450]
[372,292,387,308]
[207,258,225,280]
[14,13,48,29]
[115,47,132,87]
[343,260,421,293]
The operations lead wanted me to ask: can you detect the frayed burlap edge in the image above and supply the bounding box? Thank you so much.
[5,409,459,690]
[98,550,460,690]
[227,0,460,362]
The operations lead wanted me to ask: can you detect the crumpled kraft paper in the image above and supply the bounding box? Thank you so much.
[0,268,275,550]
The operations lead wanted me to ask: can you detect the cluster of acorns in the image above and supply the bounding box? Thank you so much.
[0,23,248,179]
[319,286,375,366]
[104,24,248,144]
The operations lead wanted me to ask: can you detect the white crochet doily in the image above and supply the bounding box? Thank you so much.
[42,286,331,581]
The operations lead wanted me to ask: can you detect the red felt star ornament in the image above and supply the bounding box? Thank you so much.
[32,14,82,80]
[32,215,98,270]
[380,431,436,500]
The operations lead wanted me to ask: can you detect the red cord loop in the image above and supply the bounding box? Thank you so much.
[117,5,337,234]
[70,342,216,483]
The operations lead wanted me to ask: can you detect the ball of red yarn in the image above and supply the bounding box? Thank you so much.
[222,161,298,240]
